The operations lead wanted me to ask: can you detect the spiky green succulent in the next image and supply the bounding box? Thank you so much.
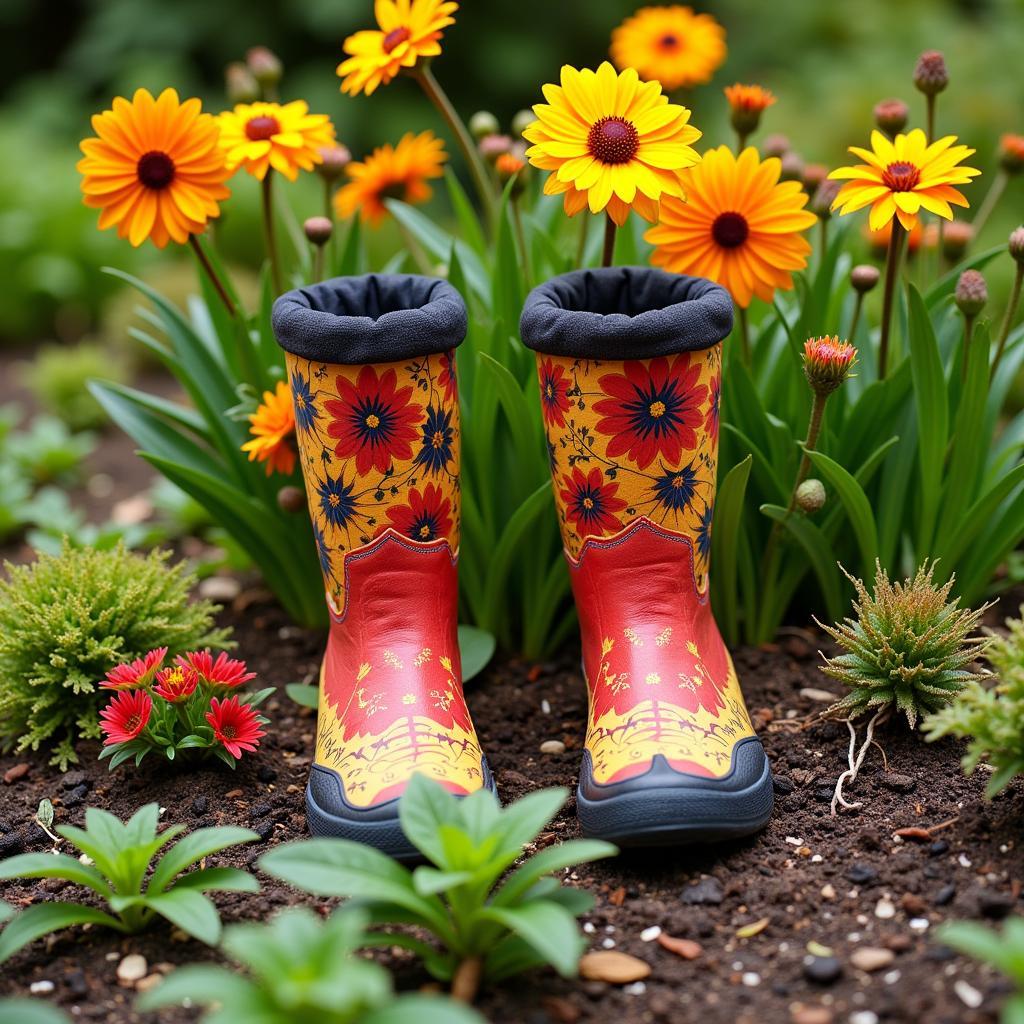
[925,605,1024,797]
[817,561,989,727]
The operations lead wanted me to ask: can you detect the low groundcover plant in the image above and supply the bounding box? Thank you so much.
[0,803,258,961]
[937,917,1024,1024]
[138,906,485,1024]
[0,541,230,769]
[261,774,616,1001]
[98,648,271,769]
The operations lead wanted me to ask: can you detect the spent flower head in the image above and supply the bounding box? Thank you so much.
[955,269,988,317]
[819,561,990,728]
[914,50,949,95]
[873,98,909,137]
[802,336,857,396]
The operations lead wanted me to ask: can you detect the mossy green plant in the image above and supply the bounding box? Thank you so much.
[0,541,229,768]
[925,605,1024,797]
[20,342,127,432]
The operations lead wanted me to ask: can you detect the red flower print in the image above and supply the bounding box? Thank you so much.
[324,365,423,475]
[153,664,199,703]
[384,483,453,543]
[99,689,152,745]
[101,647,167,690]
[705,372,720,444]
[438,349,458,405]
[184,651,257,689]
[593,355,707,470]
[206,696,266,760]
[559,466,627,537]
[538,358,571,428]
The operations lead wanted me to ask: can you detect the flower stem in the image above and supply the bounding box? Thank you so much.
[261,171,284,295]
[737,304,751,365]
[878,221,906,379]
[926,94,936,143]
[961,314,976,383]
[735,130,749,153]
[575,214,590,268]
[848,292,865,343]
[971,169,1007,238]
[312,242,325,284]
[511,196,533,283]
[188,235,236,318]
[992,261,1024,379]
[414,65,494,228]
[601,214,617,267]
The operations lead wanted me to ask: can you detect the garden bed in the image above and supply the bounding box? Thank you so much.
[1,594,1019,1024]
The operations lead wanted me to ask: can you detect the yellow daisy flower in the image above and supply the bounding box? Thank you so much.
[610,5,726,92]
[646,146,817,308]
[829,128,981,232]
[337,0,458,97]
[523,62,702,227]
[335,131,447,226]
[218,101,336,182]
[77,88,230,248]
[242,381,297,476]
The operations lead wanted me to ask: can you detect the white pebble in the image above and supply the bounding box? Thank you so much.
[741,972,761,987]
[785,836,804,846]
[884,970,901,984]
[623,982,646,995]
[849,1013,878,1024]
[954,979,983,1009]
[874,898,896,919]
[958,854,972,868]
[583,922,596,934]
[29,981,54,995]
[601,937,616,949]
[640,926,662,942]
[117,954,148,984]
[811,854,823,863]
[909,917,930,932]
[540,699,551,714]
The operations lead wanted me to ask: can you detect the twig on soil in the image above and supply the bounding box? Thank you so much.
[831,706,891,815]
[767,710,824,733]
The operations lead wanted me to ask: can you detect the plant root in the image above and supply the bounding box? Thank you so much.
[831,706,891,816]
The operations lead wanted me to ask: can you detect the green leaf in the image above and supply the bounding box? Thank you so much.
[491,787,568,859]
[458,624,496,683]
[144,888,222,945]
[363,994,487,1024]
[806,449,879,575]
[285,682,319,708]
[399,773,461,865]
[495,839,617,907]
[711,456,752,645]
[135,965,258,1012]
[0,999,71,1024]
[0,903,125,963]
[413,867,475,895]
[172,866,261,893]
[477,901,584,977]
[444,169,486,257]
[147,826,259,895]
[0,853,112,900]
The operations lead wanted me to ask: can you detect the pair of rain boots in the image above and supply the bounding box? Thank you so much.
[272,267,773,859]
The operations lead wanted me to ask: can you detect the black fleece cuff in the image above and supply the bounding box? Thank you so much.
[272,273,467,364]
[519,266,733,360]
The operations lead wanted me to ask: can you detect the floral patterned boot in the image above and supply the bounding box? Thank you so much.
[273,274,492,858]
[521,266,774,845]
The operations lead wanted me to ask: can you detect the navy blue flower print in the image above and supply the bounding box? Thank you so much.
[290,371,319,432]
[317,472,358,529]
[414,404,455,475]
[652,462,698,513]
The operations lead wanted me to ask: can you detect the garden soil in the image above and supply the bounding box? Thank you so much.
[1,597,1020,1024]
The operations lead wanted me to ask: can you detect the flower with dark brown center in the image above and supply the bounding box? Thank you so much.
[881,161,921,192]
[382,26,412,53]
[136,151,175,190]
[873,98,909,136]
[587,116,640,165]
[245,115,280,141]
[711,211,749,249]
[914,50,949,95]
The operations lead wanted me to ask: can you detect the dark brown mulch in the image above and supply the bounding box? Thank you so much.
[0,596,1020,1024]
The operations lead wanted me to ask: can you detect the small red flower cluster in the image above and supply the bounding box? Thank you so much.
[98,648,268,770]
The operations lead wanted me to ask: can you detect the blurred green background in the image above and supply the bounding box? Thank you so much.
[0,0,1021,345]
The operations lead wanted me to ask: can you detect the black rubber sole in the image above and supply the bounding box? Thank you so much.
[306,758,497,861]
[576,737,774,846]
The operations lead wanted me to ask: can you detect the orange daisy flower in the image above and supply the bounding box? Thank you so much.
[337,0,458,97]
[242,381,297,476]
[334,131,447,226]
[646,145,817,308]
[78,88,230,248]
[218,101,335,182]
[610,5,726,91]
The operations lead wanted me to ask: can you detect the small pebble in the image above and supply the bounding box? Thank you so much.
[820,884,837,901]
[874,898,896,920]
[198,576,242,601]
[117,954,148,985]
[2,763,30,785]
[579,951,651,984]
[191,796,209,816]
[791,1008,832,1024]
[849,1013,878,1024]
[846,864,878,885]
[742,972,761,987]
[953,979,983,1009]
[803,955,842,984]
[850,948,895,972]
[540,740,566,755]
[908,917,930,932]
[640,926,661,942]
[29,981,54,995]
[623,981,646,995]
[928,839,949,856]
[681,877,724,905]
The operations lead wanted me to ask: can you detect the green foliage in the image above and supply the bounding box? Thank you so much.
[260,774,615,991]
[925,605,1024,797]
[0,803,258,961]
[137,906,485,1024]
[937,917,1024,1024]
[818,561,989,727]
[0,1000,70,1024]
[0,541,229,768]
[5,415,95,484]
[20,342,127,431]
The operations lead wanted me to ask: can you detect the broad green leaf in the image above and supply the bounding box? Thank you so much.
[364,994,486,1024]
[0,853,112,899]
[135,965,258,1012]
[148,827,259,895]
[399,773,461,865]
[0,999,70,1024]
[495,839,617,907]
[477,901,584,978]
[285,682,319,708]
[458,624,495,683]
[171,866,260,893]
[0,903,125,963]
[144,888,222,945]
[413,867,475,895]
[806,449,879,576]
[712,456,752,645]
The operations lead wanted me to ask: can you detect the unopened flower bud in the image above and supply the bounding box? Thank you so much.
[511,109,535,138]
[873,98,909,137]
[495,153,527,196]
[851,264,880,294]
[761,133,790,158]
[226,61,260,104]
[318,145,352,182]
[304,216,333,246]
[802,336,857,396]
[779,151,805,182]
[1009,226,1024,265]
[955,270,987,317]
[999,134,1024,176]
[941,220,973,263]
[802,163,829,192]
[914,50,948,96]
[724,83,776,139]
[469,110,500,140]
[811,179,841,219]
[796,479,827,515]
[277,486,306,514]
[478,133,513,163]
[247,46,283,88]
